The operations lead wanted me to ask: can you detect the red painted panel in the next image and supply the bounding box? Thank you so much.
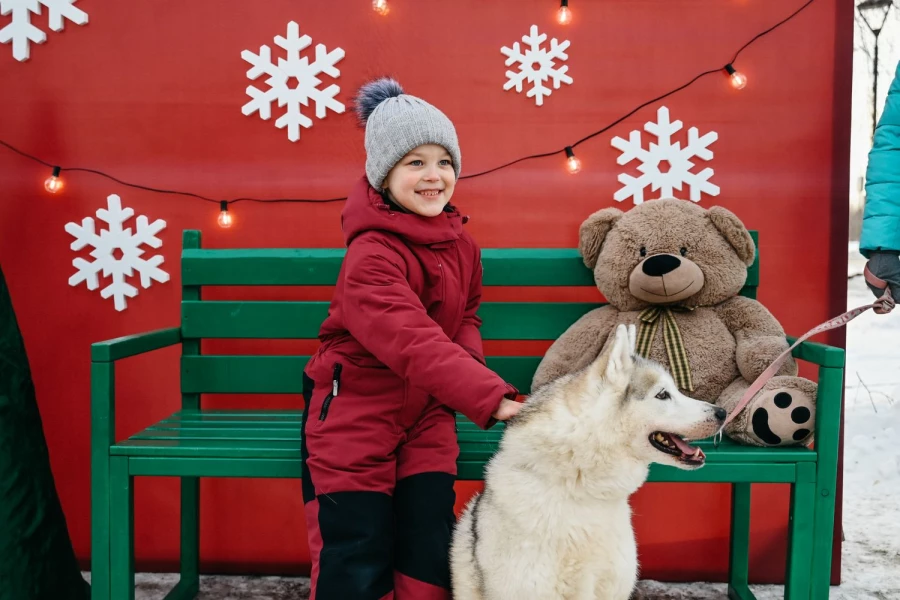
[0,0,850,582]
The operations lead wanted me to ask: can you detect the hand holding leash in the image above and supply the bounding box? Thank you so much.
[864,259,896,314]
[864,251,900,307]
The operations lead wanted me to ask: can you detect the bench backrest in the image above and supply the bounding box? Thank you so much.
[178,230,759,402]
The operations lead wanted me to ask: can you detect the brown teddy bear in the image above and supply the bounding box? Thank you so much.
[532,199,816,447]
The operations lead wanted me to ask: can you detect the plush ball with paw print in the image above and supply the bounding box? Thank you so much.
[532,199,816,447]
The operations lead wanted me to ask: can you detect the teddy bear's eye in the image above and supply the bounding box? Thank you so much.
[680,247,687,256]
[640,247,647,257]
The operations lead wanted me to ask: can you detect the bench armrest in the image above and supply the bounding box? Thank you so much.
[786,334,844,514]
[787,336,845,368]
[91,327,182,362]
[91,327,182,462]
[785,336,845,455]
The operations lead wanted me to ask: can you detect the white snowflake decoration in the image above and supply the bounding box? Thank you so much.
[0,0,88,62]
[611,106,719,205]
[501,24,572,106]
[65,194,168,312]
[241,21,345,142]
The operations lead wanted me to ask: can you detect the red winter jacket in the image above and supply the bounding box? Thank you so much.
[304,176,518,429]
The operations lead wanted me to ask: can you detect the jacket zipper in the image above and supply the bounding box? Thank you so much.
[437,251,446,308]
[319,363,342,421]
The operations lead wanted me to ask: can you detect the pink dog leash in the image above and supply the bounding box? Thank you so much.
[714,263,894,445]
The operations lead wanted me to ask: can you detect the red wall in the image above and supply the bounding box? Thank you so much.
[0,0,851,583]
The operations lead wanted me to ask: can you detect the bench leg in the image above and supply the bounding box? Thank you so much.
[728,483,753,600]
[785,464,815,600]
[91,452,111,600]
[110,456,135,600]
[808,365,843,600]
[728,583,757,600]
[809,476,837,599]
[180,476,201,596]
[91,362,114,600]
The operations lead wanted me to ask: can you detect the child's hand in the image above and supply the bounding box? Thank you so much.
[492,398,522,421]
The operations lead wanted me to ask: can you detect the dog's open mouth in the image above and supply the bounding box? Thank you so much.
[649,431,706,466]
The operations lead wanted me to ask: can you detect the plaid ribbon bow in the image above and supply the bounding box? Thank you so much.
[635,305,695,392]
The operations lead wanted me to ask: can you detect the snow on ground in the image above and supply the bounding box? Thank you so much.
[830,250,900,599]
[92,247,900,599]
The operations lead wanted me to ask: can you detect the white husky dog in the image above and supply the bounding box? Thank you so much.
[450,324,726,600]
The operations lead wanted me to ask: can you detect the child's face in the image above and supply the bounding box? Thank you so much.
[382,144,456,217]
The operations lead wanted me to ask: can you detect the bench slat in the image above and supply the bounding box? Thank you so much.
[111,439,300,458]
[138,428,300,440]
[181,302,328,339]
[455,443,815,464]
[114,437,811,467]
[113,410,814,465]
[181,249,597,287]
[127,457,302,478]
[181,245,760,288]
[154,421,300,430]
[168,410,302,420]
[181,301,600,340]
[181,356,308,394]
[182,249,345,286]
[181,356,541,394]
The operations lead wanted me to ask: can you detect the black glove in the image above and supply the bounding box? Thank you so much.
[866,251,900,300]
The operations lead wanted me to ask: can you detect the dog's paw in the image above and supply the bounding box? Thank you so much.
[744,378,816,446]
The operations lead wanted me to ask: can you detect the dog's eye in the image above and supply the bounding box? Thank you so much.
[680,247,687,256]
[640,247,647,257]
[655,390,671,400]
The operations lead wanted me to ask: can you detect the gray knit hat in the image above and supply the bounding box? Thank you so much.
[354,77,461,190]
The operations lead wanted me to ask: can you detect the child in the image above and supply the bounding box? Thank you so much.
[301,77,522,600]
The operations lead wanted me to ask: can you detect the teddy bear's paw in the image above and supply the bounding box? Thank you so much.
[740,379,816,446]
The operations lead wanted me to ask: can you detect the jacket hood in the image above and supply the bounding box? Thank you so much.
[341,176,463,246]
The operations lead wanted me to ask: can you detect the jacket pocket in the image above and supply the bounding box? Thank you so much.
[318,363,343,422]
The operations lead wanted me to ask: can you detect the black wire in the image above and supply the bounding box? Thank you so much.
[65,165,350,205]
[0,139,348,205]
[460,64,722,179]
[0,139,54,168]
[730,0,817,64]
[230,196,347,204]
[569,67,724,149]
[465,0,818,179]
[0,0,818,203]
[64,166,224,204]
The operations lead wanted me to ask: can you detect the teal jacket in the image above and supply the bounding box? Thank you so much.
[862,61,900,257]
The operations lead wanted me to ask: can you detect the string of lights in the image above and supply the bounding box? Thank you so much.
[0,0,818,228]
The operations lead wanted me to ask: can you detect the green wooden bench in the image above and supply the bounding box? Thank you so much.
[90,229,844,600]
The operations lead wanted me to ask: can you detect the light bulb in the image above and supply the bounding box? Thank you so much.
[373,0,390,16]
[557,1,572,25]
[725,64,747,90]
[565,146,581,174]
[44,166,63,193]
[218,201,233,228]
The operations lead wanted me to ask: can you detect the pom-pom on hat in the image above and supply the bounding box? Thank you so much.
[354,77,462,190]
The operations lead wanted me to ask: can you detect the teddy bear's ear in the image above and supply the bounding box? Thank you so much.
[579,208,623,269]
[708,206,755,266]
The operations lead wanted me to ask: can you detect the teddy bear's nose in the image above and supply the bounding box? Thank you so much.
[642,254,681,276]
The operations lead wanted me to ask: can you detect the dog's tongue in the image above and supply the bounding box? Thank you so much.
[668,433,697,455]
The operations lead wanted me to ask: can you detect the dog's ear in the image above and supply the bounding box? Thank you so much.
[626,323,636,355]
[708,206,755,267]
[579,208,623,269]
[593,324,634,386]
